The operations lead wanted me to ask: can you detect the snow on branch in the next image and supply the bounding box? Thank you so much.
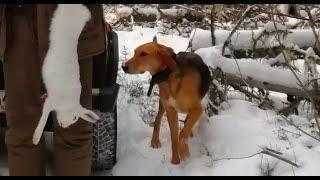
[191,28,320,52]
[196,46,315,98]
[222,5,253,55]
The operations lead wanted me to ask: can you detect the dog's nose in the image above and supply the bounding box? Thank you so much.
[122,65,128,72]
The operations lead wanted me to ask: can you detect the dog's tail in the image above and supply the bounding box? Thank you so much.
[33,99,52,145]
[79,107,100,123]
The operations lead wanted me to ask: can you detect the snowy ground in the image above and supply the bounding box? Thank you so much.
[1,27,320,176]
[112,27,320,176]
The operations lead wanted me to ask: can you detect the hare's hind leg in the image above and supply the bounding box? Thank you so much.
[33,99,52,145]
[79,107,100,123]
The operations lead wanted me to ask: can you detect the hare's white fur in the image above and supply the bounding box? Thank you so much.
[33,4,100,145]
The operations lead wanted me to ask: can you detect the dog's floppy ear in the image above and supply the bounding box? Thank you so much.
[158,46,177,72]
[153,35,158,43]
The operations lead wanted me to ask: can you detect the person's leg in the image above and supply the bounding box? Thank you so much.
[4,6,46,176]
[53,57,93,176]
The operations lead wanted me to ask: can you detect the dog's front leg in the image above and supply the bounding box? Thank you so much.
[179,104,203,161]
[151,101,164,148]
[165,106,180,164]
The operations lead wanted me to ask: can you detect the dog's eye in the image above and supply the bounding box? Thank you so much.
[140,52,148,57]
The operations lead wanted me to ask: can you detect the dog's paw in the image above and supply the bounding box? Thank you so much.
[178,138,190,161]
[151,138,161,149]
[171,157,180,165]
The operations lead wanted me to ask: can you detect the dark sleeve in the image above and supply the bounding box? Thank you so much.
[78,4,106,59]
[0,5,6,60]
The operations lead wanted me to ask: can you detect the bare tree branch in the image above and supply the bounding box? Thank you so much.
[230,83,261,100]
[305,5,320,53]
[174,4,211,16]
[220,71,310,98]
[211,147,299,168]
[256,9,310,21]
[270,11,320,135]
[222,5,253,56]
[280,115,320,142]
[262,150,299,168]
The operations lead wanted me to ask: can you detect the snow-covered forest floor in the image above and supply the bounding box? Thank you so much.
[111,27,320,176]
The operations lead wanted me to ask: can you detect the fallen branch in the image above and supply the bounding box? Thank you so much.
[196,47,314,98]
[291,45,320,63]
[262,150,299,168]
[278,97,302,116]
[191,28,320,53]
[221,70,310,98]
[230,83,261,101]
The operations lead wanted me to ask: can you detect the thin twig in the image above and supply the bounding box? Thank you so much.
[186,28,197,52]
[174,4,211,17]
[257,9,310,21]
[280,115,320,142]
[229,29,262,101]
[222,5,253,56]
[291,45,320,63]
[230,83,261,100]
[271,12,320,135]
[211,152,261,162]
[287,138,297,176]
[211,149,299,167]
[303,5,320,134]
[264,147,283,155]
[262,150,299,168]
[305,5,320,53]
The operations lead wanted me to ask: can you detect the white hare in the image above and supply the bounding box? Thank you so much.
[33,4,100,145]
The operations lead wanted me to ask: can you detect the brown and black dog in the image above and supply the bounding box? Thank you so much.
[122,36,211,164]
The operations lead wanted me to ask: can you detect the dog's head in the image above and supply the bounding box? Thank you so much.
[122,36,177,75]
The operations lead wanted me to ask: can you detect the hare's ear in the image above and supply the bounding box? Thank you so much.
[153,35,158,43]
[80,108,100,123]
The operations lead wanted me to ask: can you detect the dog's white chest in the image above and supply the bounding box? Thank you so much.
[166,97,181,111]
[168,97,176,107]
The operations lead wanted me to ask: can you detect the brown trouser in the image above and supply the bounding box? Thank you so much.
[4,5,93,176]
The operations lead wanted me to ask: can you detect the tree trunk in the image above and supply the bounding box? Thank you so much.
[210,5,216,46]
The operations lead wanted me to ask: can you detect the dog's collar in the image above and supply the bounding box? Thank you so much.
[147,68,172,97]
[147,51,177,97]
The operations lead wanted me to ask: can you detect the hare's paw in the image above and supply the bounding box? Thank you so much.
[80,108,100,123]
